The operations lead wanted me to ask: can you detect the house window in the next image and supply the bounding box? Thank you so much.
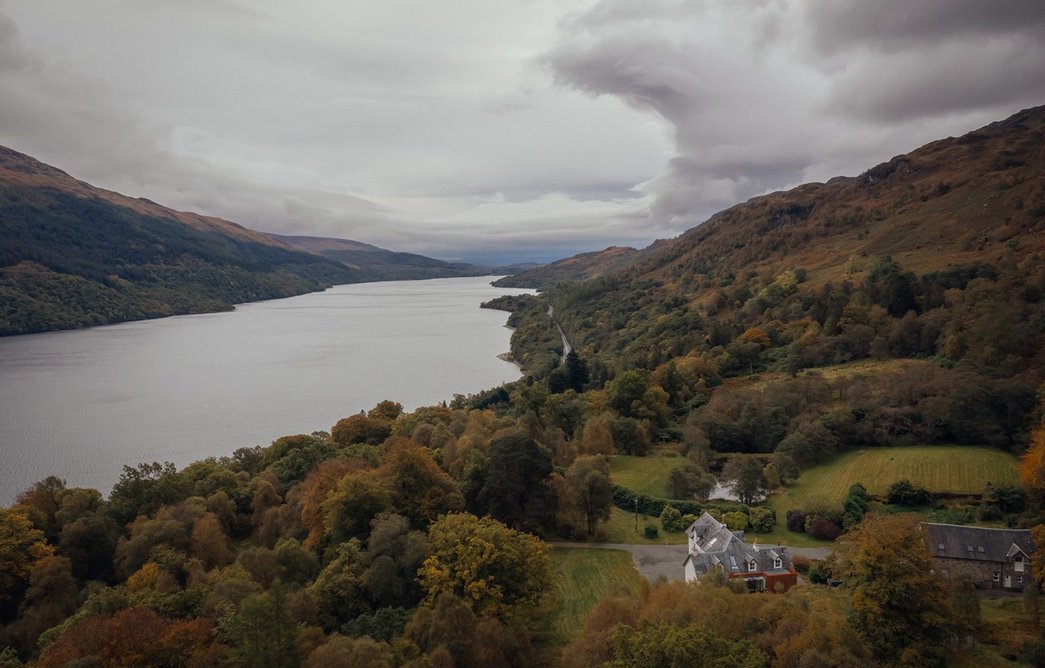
[1018,575,1024,584]
[993,571,1000,582]
[748,560,756,572]
[937,543,945,551]
[773,557,782,569]
[977,546,985,553]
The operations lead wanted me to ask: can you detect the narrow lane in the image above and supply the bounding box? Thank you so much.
[547,305,571,361]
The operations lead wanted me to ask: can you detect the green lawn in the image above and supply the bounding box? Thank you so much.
[609,452,687,498]
[600,506,688,545]
[547,547,641,643]
[756,445,1020,547]
[773,445,1019,510]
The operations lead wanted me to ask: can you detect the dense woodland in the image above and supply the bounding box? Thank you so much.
[2,110,1045,666]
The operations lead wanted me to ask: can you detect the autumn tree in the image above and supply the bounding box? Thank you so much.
[418,513,551,620]
[306,634,394,668]
[0,507,53,619]
[14,476,67,543]
[108,461,187,525]
[404,592,479,665]
[562,456,613,536]
[0,555,78,656]
[607,622,767,668]
[191,512,233,570]
[322,471,392,544]
[293,457,369,550]
[379,439,463,529]
[668,461,716,501]
[579,414,616,456]
[332,413,392,447]
[838,514,962,665]
[224,582,299,668]
[368,400,404,422]
[1021,425,1045,507]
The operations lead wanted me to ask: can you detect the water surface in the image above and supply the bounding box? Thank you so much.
[0,277,531,503]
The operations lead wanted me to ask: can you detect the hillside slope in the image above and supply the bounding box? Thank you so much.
[0,146,364,335]
[492,245,650,289]
[478,106,1045,461]
[539,105,1044,374]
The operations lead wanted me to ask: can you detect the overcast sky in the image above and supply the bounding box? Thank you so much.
[2,1,1044,264]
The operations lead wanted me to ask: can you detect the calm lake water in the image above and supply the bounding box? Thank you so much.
[0,277,532,503]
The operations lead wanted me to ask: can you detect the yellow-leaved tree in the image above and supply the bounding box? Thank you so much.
[418,513,550,620]
[0,506,53,614]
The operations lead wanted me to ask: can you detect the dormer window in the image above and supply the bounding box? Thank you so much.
[748,560,756,572]
[773,557,782,569]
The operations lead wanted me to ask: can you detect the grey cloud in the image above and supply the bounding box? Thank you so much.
[803,0,1045,53]
[0,10,30,72]
[824,36,1045,124]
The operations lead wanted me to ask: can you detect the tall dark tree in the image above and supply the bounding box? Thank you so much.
[479,432,557,532]
[721,455,765,505]
[563,351,589,393]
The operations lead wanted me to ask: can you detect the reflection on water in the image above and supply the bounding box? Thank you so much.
[0,277,532,502]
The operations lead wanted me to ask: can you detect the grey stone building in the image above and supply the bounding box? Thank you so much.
[920,523,1036,591]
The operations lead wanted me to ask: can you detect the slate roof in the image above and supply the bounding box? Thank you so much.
[684,512,795,577]
[920,523,1035,563]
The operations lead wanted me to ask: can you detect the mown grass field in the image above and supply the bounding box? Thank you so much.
[757,445,1021,547]
[773,445,1020,510]
[609,452,687,498]
[547,547,641,643]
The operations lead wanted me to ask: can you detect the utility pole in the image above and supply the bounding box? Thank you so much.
[634,497,639,532]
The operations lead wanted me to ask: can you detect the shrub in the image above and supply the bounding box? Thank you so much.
[659,505,687,532]
[886,479,932,506]
[807,518,843,540]
[722,511,749,532]
[644,524,659,539]
[790,555,810,573]
[983,483,1026,514]
[749,507,776,533]
[786,509,806,533]
[973,505,999,522]
[808,562,828,584]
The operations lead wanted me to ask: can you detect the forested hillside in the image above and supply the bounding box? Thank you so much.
[2,108,1044,667]
[0,148,500,336]
[496,106,1045,458]
[0,147,364,335]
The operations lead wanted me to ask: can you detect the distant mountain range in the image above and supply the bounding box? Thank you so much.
[0,146,518,335]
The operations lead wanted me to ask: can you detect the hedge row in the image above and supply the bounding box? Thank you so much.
[611,485,748,518]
